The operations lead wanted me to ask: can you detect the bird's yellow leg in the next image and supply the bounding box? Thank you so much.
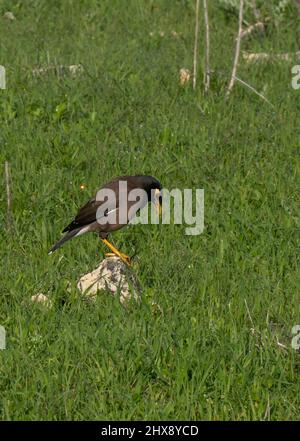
[101,238,131,266]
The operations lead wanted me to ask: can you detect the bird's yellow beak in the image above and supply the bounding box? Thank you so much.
[154,188,162,216]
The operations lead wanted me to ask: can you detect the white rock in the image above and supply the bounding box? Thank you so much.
[179,68,190,86]
[77,257,140,304]
[31,293,53,309]
[4,11,15,21]
[32,64,83,77]
[68,64,83,76]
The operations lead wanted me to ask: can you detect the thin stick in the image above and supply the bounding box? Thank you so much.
[244,299,255,329]
[226,0,244,96]
[234,75,273,107]
[276,339,288,350]
[193,0,200,90]
[241,21,265,39]
[243,51,300,63]
[203,0,210,92]
[263,395,270,421]
[4,161,12,232]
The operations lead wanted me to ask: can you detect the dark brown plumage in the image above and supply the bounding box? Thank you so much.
[49,175,162,265]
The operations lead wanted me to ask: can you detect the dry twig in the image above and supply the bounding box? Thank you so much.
[241,21,265,39]
[203,0,210,92]
[193,0,200,90]
[226,0,244,96]
[244,299,255,332]
[243,51,300,63]
[263,395,270,421]
[233,75,273,107]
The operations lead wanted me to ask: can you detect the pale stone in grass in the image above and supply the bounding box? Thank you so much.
[77,257,141,305]
[31,293,53,309]
[32,64,83,77]
[3,11,15,21]
[179,68,190,86]
[68,64,83,77]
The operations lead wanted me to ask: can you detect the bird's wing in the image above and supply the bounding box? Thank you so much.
[62,196,118,232]
[62,177,147,233]
[63,198,97,232]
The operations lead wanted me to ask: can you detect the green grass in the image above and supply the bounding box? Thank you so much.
[1,0,300,420]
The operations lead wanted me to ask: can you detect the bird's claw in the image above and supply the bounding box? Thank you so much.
[105,252,131,266]
[119,253,131,266]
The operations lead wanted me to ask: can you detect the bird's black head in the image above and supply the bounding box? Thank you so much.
[134,175,162,200]
[135,176,162,216]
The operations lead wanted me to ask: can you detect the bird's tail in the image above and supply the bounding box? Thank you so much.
[48,228,82,254]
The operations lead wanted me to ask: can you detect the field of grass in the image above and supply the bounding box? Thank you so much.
[1,0,300,420]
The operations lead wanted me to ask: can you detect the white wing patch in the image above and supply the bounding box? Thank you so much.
[75,225,91,237]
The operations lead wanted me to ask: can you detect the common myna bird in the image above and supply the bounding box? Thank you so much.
[49,175,162,265]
